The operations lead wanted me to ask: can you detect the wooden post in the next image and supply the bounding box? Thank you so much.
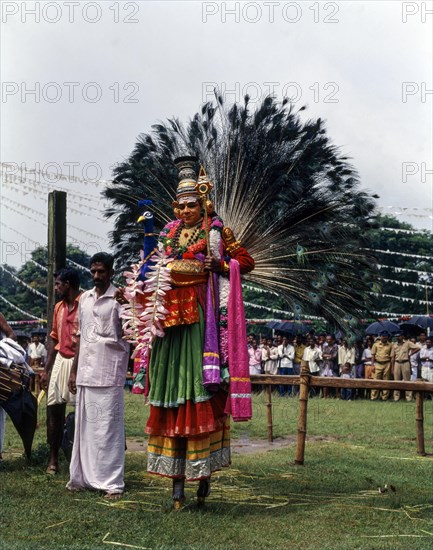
[295,363,310,465]
[416,392,426,456]
[265,385,273,443]
[47,191,67,336]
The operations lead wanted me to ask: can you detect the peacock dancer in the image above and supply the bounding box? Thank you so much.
[122,157,254,509]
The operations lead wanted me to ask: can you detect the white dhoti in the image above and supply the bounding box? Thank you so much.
[249,364,261,376]
[421,366,433,383]
[47,354,76,406]
[67,386,125,494]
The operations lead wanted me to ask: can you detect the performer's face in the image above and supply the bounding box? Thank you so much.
[179,200,201,226]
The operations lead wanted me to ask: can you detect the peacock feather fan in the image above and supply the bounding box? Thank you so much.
[104,95,379,330]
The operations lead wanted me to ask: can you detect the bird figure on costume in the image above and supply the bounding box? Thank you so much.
[121,156,254,508]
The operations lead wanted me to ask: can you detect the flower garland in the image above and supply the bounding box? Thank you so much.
[160,216,223,258]
[121,249,171,357]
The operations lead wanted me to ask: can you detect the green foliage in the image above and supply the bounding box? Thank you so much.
[367,215,433,315]
[0,245,93,326]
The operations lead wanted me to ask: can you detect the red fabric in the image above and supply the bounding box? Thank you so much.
[50,296,80,358]
[226,246,255,274]
[145,389,228,437]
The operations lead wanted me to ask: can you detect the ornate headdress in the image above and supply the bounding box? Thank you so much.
[173,156,199,201]
[172,156,214,217]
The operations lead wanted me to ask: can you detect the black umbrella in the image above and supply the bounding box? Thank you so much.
[1,390,37,458]
[0,363,37,458]
[276,321,309,334]
[403,316,433,330]
[265,321,282,330]
[365,321,400,336]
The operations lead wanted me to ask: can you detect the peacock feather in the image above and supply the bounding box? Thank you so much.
[104,96,379,330]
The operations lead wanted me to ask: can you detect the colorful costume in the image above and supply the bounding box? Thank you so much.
[123,157,254,505]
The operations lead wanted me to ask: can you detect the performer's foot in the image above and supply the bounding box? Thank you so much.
[197,478,211,506]
[172,479,185,510]
[172,499,184,511]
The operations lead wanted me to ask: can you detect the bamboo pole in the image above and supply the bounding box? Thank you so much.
[265,385,273,443]
[416,392,426,456]
[295,363,310,465]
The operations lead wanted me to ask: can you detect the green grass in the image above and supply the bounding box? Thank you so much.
[1,392,433,549]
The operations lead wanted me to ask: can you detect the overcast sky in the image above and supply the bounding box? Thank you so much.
[1,0,432,268]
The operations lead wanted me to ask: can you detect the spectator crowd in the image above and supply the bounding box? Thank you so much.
[248,330,433,401]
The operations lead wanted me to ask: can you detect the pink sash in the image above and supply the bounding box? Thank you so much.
[226,260,252,422]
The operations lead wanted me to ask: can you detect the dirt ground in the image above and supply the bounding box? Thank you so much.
[126,435,337,454]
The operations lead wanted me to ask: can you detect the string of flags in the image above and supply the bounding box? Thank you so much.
[243,301,324,320]
[368,291,433,305]
[378,264,432,276]
[363,247,433,261]
[2,193,108,242]
[0,162,109,189]
[1,222,41,247]
[29,259,48,273]
[243,284,280,296]
[379,277,433,289]
[379,226,430,235]
[66,258,90,273]
[0,294,45,321]
[0,265,48,300]
[1,170,110,209]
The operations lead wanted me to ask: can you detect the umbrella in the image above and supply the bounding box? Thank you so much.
[265,321,281,330]
[276,321,309,334]
[365,321,400,336]
[399,323,423,336]
[0,363,37,458]
[402,316,433,330]
[1,390,37,458]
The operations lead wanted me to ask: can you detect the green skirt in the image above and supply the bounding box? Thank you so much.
[148,306,211,408]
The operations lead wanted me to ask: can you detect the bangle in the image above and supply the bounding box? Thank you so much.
[220,260,230,273]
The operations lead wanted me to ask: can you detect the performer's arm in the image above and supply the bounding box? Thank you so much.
[221,227,255,274]
[0,313,16,340]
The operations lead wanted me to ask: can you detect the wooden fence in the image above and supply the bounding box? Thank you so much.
[250,369,433,464]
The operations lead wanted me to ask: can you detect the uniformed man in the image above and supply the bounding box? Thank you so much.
[391,332,420,402]
[370,331,393,401]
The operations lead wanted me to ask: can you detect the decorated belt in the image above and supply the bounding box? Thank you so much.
[167,259,208,287]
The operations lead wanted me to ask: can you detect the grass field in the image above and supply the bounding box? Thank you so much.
[1,392,433,549]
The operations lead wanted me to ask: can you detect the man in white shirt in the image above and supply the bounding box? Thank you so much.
[28,335,47,368]
[67,253,129,499]
[302,337,322,375]
[278,336,295,396]
[263,338,279,375]
[248,340,262,376]
[420,338,433,383]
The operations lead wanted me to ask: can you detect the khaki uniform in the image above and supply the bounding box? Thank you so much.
[371,341,393,400]
[391,341,419,401]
